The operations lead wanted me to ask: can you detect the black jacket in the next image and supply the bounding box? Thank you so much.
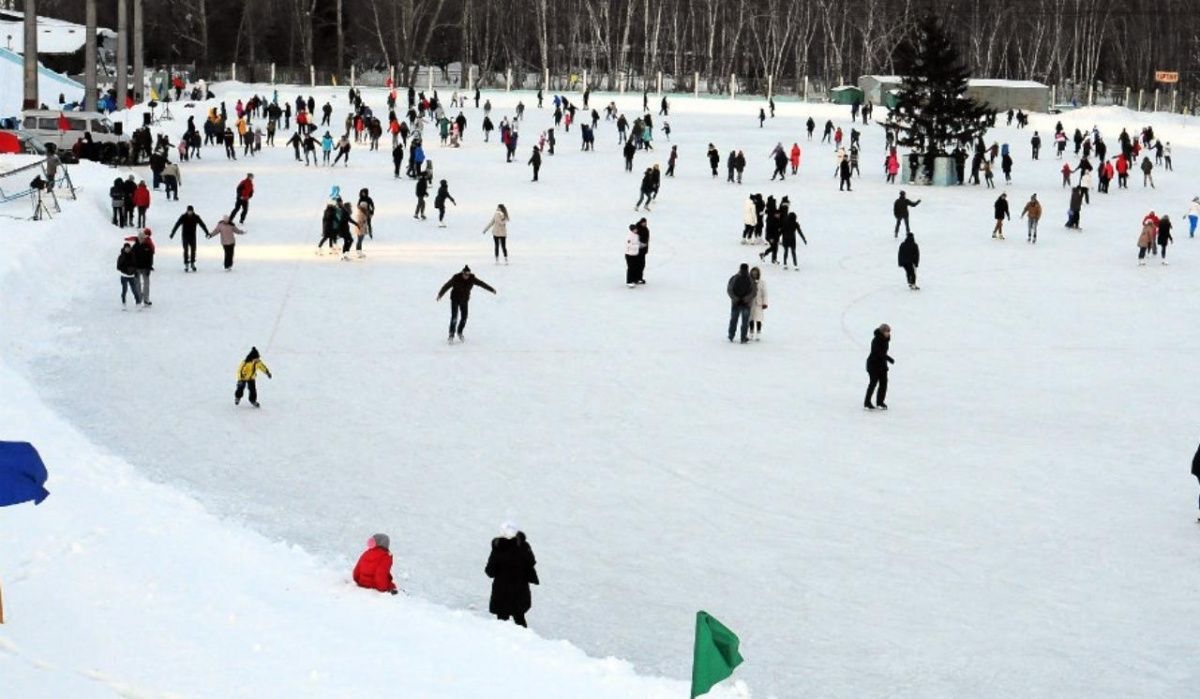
[898,234,919,267]
[727,271,756,306]
[438,273,495,303]
[866,329,894,373]
[131,239,154,270]
[994,197,1010,220]
[1192,444,1200,478]
[170,212,209,239]
[117,250,136,276]
[485,535,538,616]
[893,196,919,218]
[434,184,455,207]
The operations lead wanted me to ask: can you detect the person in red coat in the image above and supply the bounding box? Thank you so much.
[353,533,398,594]
[132,180,151,227]
[229,173,255,224]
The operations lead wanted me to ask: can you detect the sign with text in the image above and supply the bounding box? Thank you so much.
[1155,71,1179,83]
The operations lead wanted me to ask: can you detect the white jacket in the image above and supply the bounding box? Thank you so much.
[483,210,509,237]
[625,231,641,256]
[1187,201,1200,218]
[750,277,767,322]
[743,198,757,226]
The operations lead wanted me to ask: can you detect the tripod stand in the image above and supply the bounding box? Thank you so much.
[31,187,53,220]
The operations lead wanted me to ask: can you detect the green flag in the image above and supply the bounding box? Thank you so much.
[691,610,744,698]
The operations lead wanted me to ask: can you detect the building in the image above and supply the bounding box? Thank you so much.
[0,10,114,75]
[859,74,1051,113]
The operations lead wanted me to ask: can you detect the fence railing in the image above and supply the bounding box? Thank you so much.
[195,62,1200,115]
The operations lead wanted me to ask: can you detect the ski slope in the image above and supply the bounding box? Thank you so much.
[4,84,1200,697]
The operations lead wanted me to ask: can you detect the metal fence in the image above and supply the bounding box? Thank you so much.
[196,62,1200,114]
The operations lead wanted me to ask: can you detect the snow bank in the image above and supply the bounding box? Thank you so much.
[0,47,85,117]
[0,177,737,698]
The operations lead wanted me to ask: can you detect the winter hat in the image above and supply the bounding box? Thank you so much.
[330,185,341,199]
[499,521,519,539]
[462,265,472,274]
[370,533,390,550]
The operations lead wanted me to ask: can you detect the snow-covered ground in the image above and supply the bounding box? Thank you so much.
[3,83,1200,697]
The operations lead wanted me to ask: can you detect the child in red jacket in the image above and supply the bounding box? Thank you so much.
[1060,163,1072,188]
[353,533,398,594]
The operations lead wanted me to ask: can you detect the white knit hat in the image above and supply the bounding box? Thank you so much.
[499,521,519,539]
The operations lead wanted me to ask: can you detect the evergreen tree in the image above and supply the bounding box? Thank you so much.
[892,14,992,155]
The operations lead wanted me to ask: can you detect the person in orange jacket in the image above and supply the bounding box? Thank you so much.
[353,533,398,594]
[789,142,801,174]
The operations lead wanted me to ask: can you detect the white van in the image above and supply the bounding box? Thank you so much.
[19,110,129,150]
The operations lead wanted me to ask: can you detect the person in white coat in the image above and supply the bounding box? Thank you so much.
[482,204,510,263]
[748,266,767,340]
[741,195,757,244]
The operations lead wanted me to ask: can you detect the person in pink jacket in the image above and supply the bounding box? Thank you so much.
[207,215,245,270]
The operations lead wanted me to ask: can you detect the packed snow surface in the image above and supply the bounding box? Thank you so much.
[3,83,1200,697]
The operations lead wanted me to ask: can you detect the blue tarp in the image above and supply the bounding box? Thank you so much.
[0,441,50,506]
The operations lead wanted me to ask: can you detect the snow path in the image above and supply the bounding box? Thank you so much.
[5,86,1200,696]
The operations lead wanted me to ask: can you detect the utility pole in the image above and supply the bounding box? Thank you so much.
[132,0,143,103]
[22,0,36,109]
[85,0,97,110]
[116,0,128,106]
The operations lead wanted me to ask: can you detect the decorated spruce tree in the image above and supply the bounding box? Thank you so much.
[892,14,991,154]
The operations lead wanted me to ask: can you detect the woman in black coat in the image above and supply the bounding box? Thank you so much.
[485,523,539,626]
[864,324,894,410]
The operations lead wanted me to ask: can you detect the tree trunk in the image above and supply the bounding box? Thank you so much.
[85,0,97,110]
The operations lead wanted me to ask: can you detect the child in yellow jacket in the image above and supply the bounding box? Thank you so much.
[235,346,272,407]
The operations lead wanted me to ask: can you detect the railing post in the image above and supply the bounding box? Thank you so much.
[427,66,433,93]
[1153,88,1159,112]
[694,71,699,98]
[231,62,236,82]
[582,69,588,94]
[310,65,315,87]
[270,62,276,84]
[506,68,512,92]
[1137,89,1143,111]
[1087,83,1094,106]
[803,75,809,102]
[350,64,355,87]
[768,74,773,99]
[730,73,736,99]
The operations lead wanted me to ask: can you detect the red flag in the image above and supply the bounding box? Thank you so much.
[57,113,69,131]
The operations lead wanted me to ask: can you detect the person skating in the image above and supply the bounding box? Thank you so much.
[1066,186,1084,230]
[485,522,538,627]
[132,180,151,228]
[635,167,655,211]
[337,201,360,260]
[624,224,642,287]
[482,204,510,264]
[727,263,756,343]
[789,142,801,174]
[864,324,894,410]
[128,228,155,306]
[992,193,1010,239]
[837,157,853,191]
[898,233,920,290]
[414,173,430,220]
[208,215,246,270]
[436,266,497,342]
[741,195,758,244]
[229,173,254,224]
[117,242,142,308]
[769,143,787,180]
[353,533,399,594]
[666,145,677,176]
[747,266,767,340]
[779,211,807,270]
[893,191,920,238]
[1192,443,1200,520]
[1157,215,1174,265]
[1137,216,1156,265]
[707,144,720,177]
[169,205,210,272]
[528,146,542,181]
[434,180,456,227]
[234,346,272,407]
[353,198,372,258]
[162,161,181,201]
[1141,156,1155,188]
[1019,194,1042,243]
